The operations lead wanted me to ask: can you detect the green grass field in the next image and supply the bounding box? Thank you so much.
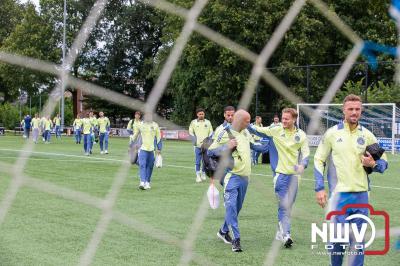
[0,135,399,265]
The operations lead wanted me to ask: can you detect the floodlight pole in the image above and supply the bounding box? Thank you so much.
[19,94,22,124]
[255,85,259,116]
[364,63,369,103]
[61,0,67,131]
[392,103,395,155]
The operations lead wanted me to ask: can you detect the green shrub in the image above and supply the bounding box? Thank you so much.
[0,103,20,129]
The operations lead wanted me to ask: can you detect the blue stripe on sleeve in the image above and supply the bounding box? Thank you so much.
[247,125,269,138]
[314,167,325,192]
[268,140,278,173]
[301,157,309,168]
[373,159,388,173]
[250,142,269,153]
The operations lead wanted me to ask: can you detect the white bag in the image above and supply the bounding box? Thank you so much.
[207,182,220,209]
[155,154,163,168]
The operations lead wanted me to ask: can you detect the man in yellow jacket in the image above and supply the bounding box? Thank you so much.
[314,94,388,266]
[73,114,83,144]
[131,118,162,190]
[189,108,213,182]
[208,109,252,252]
[248,108,309,248]
[43,116,53,143]
[53,113,61,139]
[98,111,111,154]
[82,113,93,156]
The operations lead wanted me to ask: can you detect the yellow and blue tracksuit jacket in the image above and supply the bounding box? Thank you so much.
[189,119,213,147]
[247,124,310,175]
[97,117,110,134]
[314,121,388,194]
[131,121,162,152]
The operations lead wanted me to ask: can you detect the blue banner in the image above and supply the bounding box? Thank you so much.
[377,138,400,152]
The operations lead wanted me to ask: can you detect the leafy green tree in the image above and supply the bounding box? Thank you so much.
[0,0,24,45]
[0,3,59,101]
[0,102,19,129]
[335,79,400,104]
[80,1,165,119]
[156,0,398,126]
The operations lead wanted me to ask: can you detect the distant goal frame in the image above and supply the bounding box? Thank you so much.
[296,103,398,154]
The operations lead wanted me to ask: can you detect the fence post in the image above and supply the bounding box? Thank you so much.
[364,62,369,103]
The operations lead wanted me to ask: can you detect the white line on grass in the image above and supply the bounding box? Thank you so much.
[0,0,109,231]
[0,160,217,266]
[78,155,131,266]
[1,148,400,191]
[0,156,117,163]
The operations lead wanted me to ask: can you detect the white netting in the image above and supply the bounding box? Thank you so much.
[0,0,399,265]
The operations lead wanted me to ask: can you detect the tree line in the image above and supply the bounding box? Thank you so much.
[0,0,399,128]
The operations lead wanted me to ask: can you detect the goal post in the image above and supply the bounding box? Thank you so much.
[297,103,400,154]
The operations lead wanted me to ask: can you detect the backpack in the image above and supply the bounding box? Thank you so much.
[129,145,139,165]
[201,136,219,178]
[201,127,236,178]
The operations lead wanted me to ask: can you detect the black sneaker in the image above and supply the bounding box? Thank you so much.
[283,235,293,248]
[217,229,232,244]
[231,238,243,252]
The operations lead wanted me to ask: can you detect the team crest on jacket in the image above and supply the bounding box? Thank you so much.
[295,135,300,143]
[357,137,365,145]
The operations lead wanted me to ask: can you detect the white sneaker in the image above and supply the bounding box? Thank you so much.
[105,150,108,154]
[200,172,207,181]
[275,231,283,242]
[144,182,151,190]
[139,182,145,190]
[100,151,104,154]
[196,174,202,183]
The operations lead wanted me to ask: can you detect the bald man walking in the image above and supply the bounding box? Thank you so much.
[208,110,253,252]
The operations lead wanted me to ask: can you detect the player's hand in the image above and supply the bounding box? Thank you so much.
[156,150,161,155]
[361,151,376,168]
[294,165,305,174]
[228,139,238,149]
[316,190,327,208]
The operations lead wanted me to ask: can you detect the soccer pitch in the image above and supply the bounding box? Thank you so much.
[0,136,399,265]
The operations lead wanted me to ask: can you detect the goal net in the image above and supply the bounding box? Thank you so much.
[297,103,400,154]
[0,0,399,265]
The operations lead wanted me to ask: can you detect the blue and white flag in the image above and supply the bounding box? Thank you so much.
[390,0,400,24]
[361,1,400,70]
